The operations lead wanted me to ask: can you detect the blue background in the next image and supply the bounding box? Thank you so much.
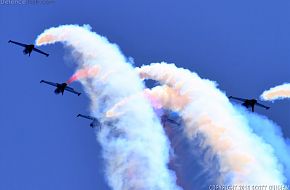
[0,0,289,189]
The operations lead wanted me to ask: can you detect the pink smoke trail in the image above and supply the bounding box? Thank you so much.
[261,83,290,101]
[67,65,100,84]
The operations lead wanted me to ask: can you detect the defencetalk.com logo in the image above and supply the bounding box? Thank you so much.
[0,0,55,5]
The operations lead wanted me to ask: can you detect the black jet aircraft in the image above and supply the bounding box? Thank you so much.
[8,40,49,57]
[77,114,101,128]
[228,96,270,112]
[40,80,81,96]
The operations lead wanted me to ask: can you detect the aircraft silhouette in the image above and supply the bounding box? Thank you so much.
[8,40,49,57]
[228,96,270,112]
[40,80,81,96]
[77,114,101,128]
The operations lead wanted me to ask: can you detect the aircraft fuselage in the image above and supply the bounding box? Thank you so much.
[242,99,257,108]
[55,83,68,95]
[90,119,101,128]
[242,99,257,112]
[23,44,34,56]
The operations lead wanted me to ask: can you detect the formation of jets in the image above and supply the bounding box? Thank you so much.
[9,39,273,130]
[8,40,97,126]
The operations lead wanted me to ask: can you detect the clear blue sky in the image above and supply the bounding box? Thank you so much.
[0,0,289,189]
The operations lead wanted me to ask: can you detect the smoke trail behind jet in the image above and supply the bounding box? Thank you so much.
[67,65,100,84]
[137,62,286,185]
[261,83,290,101]
[144,85,190,111]
[106,85,188,119]
[146,85,290,183]
[235,106,290,182]
[108,86,221,189]
[145,86,290,185]
[36,25,181,190]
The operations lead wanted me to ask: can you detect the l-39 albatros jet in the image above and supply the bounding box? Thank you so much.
[40,80,81,96]
[229,96,270,112]
[77,114,101,128]
[8,40,49,57]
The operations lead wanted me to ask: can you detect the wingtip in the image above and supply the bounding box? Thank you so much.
[40,80,43,83]
[77,114,81,117]
[8,40,11,43]
[78,93,81,96]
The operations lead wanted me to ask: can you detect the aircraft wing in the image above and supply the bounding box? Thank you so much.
[256,102,270,109]
[8,40,27,47]
[64,86,81,96]
[40,80,57,87]
[33,47,49,57]
[228,96,247,102]
[77,114,95,120]
[65,86,74,90]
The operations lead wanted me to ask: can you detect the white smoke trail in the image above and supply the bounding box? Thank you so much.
[145,85,290,183]
[137,62,286,185]
[235,106,290,182]
[35,25,181,190]
[144,85,189,111]
[261,83,290,101]
[106,85,188,119]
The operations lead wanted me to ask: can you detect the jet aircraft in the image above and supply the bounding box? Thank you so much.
[40,80,81,96]
[228,96,270,112]
[8,40,49,57]
[77,114,101,128]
